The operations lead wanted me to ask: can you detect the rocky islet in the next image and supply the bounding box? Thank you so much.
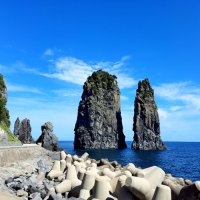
[132,79,166,150]
[13,118,35,144]
[74,70,127,149]
[36,122,61,151]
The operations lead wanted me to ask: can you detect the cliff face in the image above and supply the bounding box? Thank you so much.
[13,118,34,144]
[0,74,19,143]
[74,70,127,149]
[0,74,10,128]
[132,79,166,150]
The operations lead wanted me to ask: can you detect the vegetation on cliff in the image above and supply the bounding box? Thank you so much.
[86,70,117,94]
[0,74,19,142]
[0,74,10,127]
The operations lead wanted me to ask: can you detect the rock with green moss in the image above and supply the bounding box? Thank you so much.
[74,70,127,149]
[132,79,166,150]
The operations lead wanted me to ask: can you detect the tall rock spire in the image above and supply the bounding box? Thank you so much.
[132,79,166,150]
[74,70,127,149]
[13,118,35,144]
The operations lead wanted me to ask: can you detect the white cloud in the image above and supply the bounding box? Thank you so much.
[153,81,200,141]
[154,82,200,110]
[169,106,183,112]
[116,73,137,89]
[7,83,43,94]
[41,56,137,89]
[52,89,82,97]
[43,57,93,85]
[158,108,168,119]
[0,64,16,74]
[121,95,129,100]
[43,48,54,56]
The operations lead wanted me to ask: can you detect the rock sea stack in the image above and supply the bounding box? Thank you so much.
[36,122,61,151]
[74,70,127,149]
[13,118,34,144]
[132,79,166,150]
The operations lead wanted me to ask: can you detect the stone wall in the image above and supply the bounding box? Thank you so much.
[0,145,42,167]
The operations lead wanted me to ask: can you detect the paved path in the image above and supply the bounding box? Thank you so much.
[0,144,38,149]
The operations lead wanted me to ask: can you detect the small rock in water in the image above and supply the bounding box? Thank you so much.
[36,122,61,151]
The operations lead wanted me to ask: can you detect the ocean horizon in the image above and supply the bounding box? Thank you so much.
[59,141,200,182]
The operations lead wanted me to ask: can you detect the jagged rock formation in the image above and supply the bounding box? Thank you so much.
[13,118,34,144]
[132,79,166,150]
[0,74,19,143]
[36,122,61,151]
[74,70,127,149]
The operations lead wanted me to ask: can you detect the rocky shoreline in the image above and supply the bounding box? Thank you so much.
[0,147,199,200]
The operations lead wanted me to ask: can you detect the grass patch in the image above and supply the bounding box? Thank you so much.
[0,123,19,142]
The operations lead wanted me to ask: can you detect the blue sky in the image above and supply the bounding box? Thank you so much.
[0,0,200,141]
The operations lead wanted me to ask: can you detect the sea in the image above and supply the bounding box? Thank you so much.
[59,141,200,182]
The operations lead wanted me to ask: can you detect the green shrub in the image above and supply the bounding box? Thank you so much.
[87,70,117,93]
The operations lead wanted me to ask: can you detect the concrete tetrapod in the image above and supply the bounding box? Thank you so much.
[52,160,61,171]
[78,171,96,199]
[47,160,62,179]
[178,181,200,200]
[114,175,127,196]
[85,159,92,166]
[47,170,63,179]
[66,165,81,188]
[122,170,132,177]
[79,189,90,200]
[126,163,141,176]
[60,150,67,160]
[78,168,86,181]
[89,176,117,200]
[137,166,157,177]
[60,159,67,172]
[138,166,165,189]
[125,176,153,200]
[81,152,89,161]
[152,184,171,200]
[163,178,183,199]
[74,161,82,174]
[102,168,116,179]
[55,180,72,194]
[65,154,72,163]
[114,176,135,200]
[81,171,96,190]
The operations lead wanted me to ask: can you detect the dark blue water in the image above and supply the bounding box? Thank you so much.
[59,141,200,181]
